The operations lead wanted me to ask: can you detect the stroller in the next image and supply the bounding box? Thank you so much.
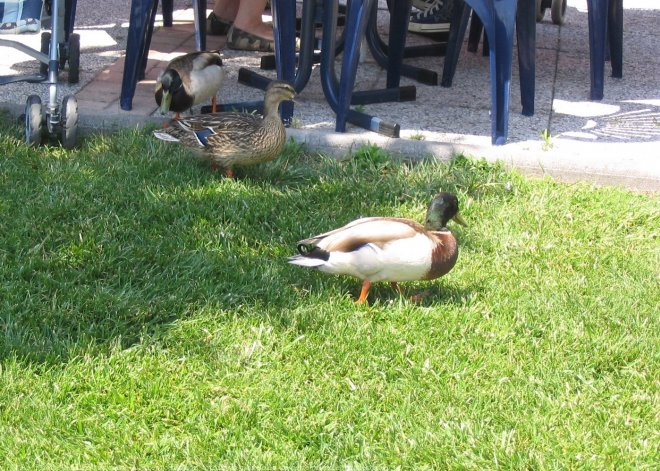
[0,0,80,148]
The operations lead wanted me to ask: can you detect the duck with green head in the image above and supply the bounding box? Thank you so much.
[288,192,467,303]
[155,51,225,118]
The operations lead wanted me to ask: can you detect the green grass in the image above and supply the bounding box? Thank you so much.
[1,121,658,470]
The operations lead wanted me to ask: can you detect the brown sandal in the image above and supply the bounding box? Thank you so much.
[226,25,274,53]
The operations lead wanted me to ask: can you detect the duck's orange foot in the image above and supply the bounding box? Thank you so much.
[224,168,234,178]
[356,280,371,304]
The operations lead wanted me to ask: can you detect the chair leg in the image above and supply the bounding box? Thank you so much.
[385,0,412,88]
[587,0,608,100]
[272,0,297,122]
[517,0,536,116]
[441,0,471,88]
[365,0,438,86]
[467,13,483,53]
[608,0,623,78]
[192,0,206,51]
[467,0,517,145]
[120,0,159,111]
[140,2,159,80]
[162,0,173,26]
[335,0,375,132]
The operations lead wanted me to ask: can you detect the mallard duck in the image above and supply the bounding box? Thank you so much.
[155,51,225,118]
[153,81,295,177]
[288,192,467,303]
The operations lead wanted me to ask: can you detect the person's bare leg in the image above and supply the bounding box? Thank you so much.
[212,0,240,22]
[233,0,273,40]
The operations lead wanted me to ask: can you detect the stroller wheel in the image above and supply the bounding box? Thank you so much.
[25,95,44,147]
[67,34,81,84]
[39,32,51,77]
[61,95,79,149]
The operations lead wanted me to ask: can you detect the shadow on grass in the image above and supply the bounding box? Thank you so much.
[0,128,512,365]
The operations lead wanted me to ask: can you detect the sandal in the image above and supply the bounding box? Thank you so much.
[207,12,232,36]
[226,25,274,53]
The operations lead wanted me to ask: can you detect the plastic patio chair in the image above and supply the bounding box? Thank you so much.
[264,0,410,136]
[588,0,622,100]
[439,0,526,145]
[441,0,622,145]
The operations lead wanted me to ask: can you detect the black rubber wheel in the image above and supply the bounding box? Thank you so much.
[67,33,80,84]
[536,0,546,22]
[551,0,567,25]
[60,95,78,149]
[39,31,51,76]
[25,95,43,147]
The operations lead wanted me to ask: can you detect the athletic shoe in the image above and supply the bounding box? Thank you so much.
[408,0,453,33]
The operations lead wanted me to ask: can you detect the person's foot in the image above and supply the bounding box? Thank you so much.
[226,25,274,52]
[0,18,41,34]
[235,20,274,42]
[21,18,41,33]
[207,12,232,36]
[0,22,19,34]
[408,0,453,34]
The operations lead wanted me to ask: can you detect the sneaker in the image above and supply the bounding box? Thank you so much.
[408,0,453,33]
[0,22,20,34]
[412,0,434,10]
[0,18,40,34]
[21,18,41,33]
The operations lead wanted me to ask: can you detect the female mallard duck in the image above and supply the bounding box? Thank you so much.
[153,81,295,177]
[155,51,225,117]
[288,192,467,303]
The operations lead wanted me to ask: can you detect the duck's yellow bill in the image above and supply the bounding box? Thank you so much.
[160,91,172,115]
[453,213,468,227]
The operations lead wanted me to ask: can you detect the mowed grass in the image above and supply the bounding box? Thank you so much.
[0,121,658,469]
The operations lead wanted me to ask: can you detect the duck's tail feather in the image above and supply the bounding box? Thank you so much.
[153,131,180,142]
[288,255,326,268]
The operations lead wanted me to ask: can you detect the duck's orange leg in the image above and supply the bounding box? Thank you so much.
[224,167,234,178]
[356,280,371,304]
[211,96,217,113]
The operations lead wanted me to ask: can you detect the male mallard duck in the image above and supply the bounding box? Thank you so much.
[155,51,225,118]
[153,81,295,177]
[288,192,467,303]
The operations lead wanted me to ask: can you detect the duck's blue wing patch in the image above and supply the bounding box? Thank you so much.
[192,127,217,147]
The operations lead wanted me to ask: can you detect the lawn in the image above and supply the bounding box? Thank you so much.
[0,121,658,469]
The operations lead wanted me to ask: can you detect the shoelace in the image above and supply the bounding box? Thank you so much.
[419,0,444,18]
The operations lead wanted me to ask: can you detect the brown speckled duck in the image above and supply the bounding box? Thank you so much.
[153,81,295,177]
[155,51,225,118]
[288,192,467,303]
